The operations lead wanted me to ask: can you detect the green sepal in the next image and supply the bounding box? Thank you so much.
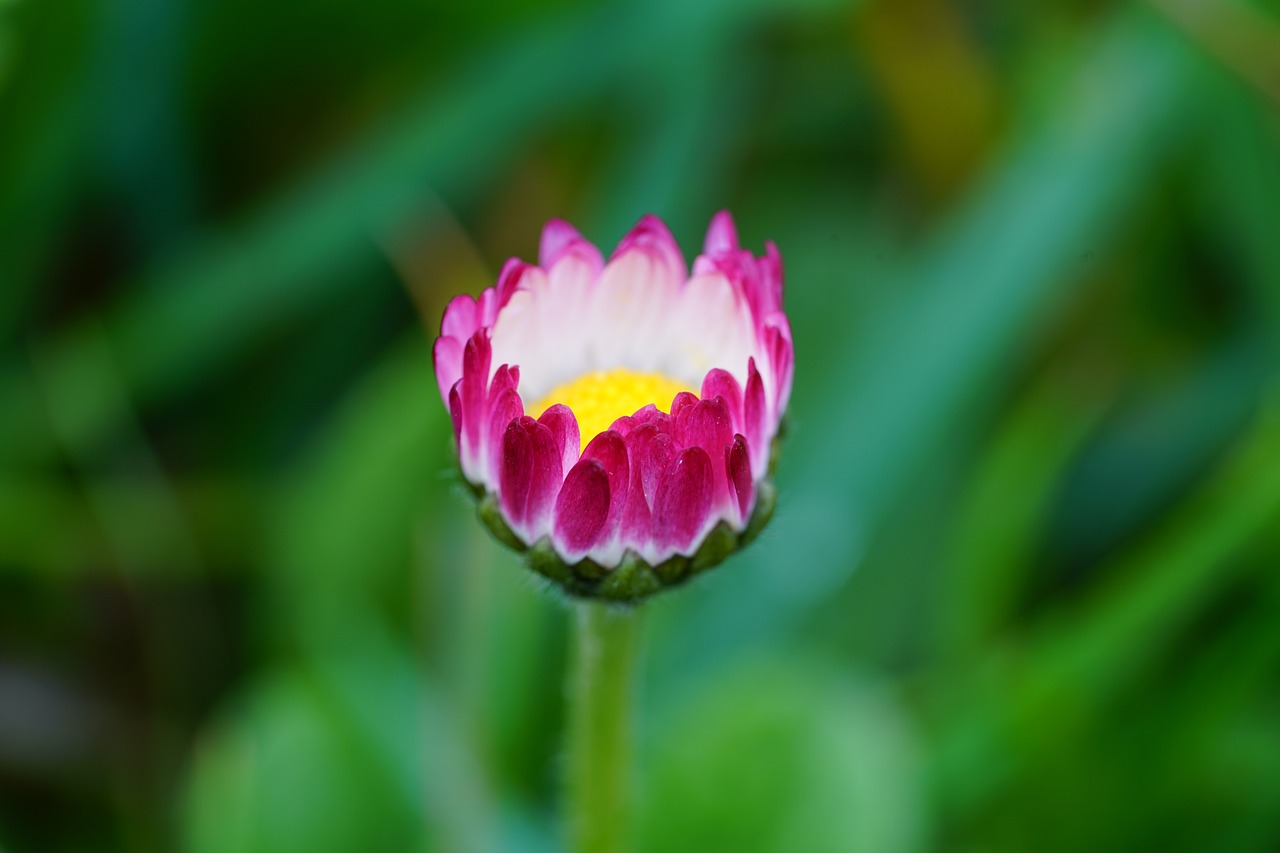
[472,476,780,603]
[738,479,776,549]
[598,555,661,601]
[653,554,690,585]
[527,538,576,587]
[690,522,737,574]
[477,494,526,553]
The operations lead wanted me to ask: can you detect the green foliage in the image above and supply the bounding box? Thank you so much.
[2,0,1280,850]
[638,658,925,853]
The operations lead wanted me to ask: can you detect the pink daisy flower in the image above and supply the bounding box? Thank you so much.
[433,211,793,600]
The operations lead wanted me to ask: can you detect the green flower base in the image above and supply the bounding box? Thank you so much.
[473,480,776,603]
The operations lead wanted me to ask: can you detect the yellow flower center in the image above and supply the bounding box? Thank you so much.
[530,369,692,451]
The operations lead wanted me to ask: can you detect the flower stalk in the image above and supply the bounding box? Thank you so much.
[565,602,641,853]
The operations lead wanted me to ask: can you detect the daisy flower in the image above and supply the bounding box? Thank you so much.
[433,211,792,600]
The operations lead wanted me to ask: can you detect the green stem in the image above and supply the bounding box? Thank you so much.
[565,602,642,853]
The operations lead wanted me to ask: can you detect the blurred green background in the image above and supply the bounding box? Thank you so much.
[3,0,1280,849]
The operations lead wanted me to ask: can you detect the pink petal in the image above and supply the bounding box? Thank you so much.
[654,447,714,552]
[744,357,767,478]
[727,434,754,522]
[432,336,463,404]
[582,430,630,535]
[460,327,494,473]
[539,219,603,272]
[703,210,739,255]
[476,287,500,328]
[488,364,519,404]
[554,459,612,557]
[700,368,743,433]
[607,414,638,439]
[640,432,677,511]
[495,258,530,310]
[539,219,580,267]
[762,241,784,313]
[459,332,492,459]
[762,314,795,416]
[525,418,562,536]
[538,404,581,476]
[675,396,735,511]
[487,388,524,488]
[611,214,687,281]
[448,381,463,446]
[675,396,734,453]
[670,391,699,421]
[499,418,534,527]
[441,293,479,341]
[629,404,671,432]
[619,423,660,546]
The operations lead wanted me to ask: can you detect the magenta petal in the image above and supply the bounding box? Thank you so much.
[495,258,530,309]
[676,396,734,451]
[488,364,518,405]
[700,368,743,433]
[476,288,500,328]
[500,418,534,527]
[487,388,524,486]
[670,391,699,421]
[554,459,612,556]
[608,415,637,438]
[433,336,463,404]
[676,396,734,510]
[539,219,579,266]
[541,220,604,273]
[582,430,630,531]
[538,404,581,475]
[612,214,687,281]
[620,480,653,547]
[743,357,767,476]
[525,419,561,534]
[448,381,463,446]
[727,434,754,522]
[763,315,795,412]
[703,210,739,255]
[641,432,677,511]
[441,293,478,341]
[629,404,671,432]
[763,241,784,312]
[619,423,659,545]
[654,447,714,552]
[460,331,492,460]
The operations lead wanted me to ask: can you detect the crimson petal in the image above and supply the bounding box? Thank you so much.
[654,447,714,552]
[743,357,767,477]
[727,434,753,522]
[487,388,524,486]
[538,404,581,476]
[582,430,630,534]
[499,419,534,527]
[432,336,463,403]
[525,418,562,535]
[554,459,612,556]
[700,369,743,434]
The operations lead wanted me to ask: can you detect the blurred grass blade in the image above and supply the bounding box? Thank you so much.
[0,0,848,467]
[1016,400,1280,733]
[667,7,1210,660]
[268,334,445,644]
[820,9,1204,539]
[934,398,1280,813]
[935,362,1108,658]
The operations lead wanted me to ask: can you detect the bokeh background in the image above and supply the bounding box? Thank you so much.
[3,0,1280,849]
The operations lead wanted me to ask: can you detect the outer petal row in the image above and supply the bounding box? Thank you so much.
[435,212,790,572]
